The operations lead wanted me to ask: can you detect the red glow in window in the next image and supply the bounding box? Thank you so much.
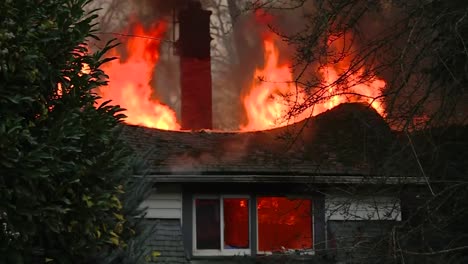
[257,197,312,252]
[224,198,249,249]
[195,197,250,251]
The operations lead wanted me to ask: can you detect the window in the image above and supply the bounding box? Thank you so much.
[195,199,220,249]
[193,196,250,256]
[257,197,313,252]
[192,195,314,256]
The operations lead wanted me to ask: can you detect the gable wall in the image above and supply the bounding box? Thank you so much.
[326,196,401,221]
[141,184,183,219]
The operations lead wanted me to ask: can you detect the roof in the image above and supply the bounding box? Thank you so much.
[121,103,420,183]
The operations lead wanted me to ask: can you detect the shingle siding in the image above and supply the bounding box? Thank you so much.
[327,221,394,264]
[146,219,188,264]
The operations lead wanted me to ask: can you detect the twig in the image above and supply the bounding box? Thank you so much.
[399,246,468,256]
[405,130,435,196]
[96,32,175,43]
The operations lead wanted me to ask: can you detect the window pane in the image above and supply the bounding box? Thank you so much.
[257,197,312,252]
[224,198,249,249]
[196,199,220,249]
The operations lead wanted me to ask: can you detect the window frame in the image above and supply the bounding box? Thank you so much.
[255,196,315,255]
[192,194,251,256]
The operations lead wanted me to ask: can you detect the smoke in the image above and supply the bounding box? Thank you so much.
[132,0,190,18]
[88,0,191,30]
[168,132,252,173]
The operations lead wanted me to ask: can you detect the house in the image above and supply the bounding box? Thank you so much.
[119,2,425,263]
[121,102,424,263]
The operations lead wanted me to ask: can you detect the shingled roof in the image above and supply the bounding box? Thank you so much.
[121,103,418,183]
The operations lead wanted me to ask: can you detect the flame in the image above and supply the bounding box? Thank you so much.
[97,22,180,130]
[319,35,386,116]
[241,32,386,131]
[80,63,91,75]
[57,63,91,97]
[241,39,309,131]
[92,11,384,132]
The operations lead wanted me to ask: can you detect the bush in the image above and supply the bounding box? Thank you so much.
[0,0,150,263]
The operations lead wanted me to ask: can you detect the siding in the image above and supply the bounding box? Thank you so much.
[144,219,188,264]
[327,220,394,263]
[141,185,183,219]
[326,196,401,221]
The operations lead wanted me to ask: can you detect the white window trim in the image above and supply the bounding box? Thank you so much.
[193,195,251,256]
[255,196,315,255]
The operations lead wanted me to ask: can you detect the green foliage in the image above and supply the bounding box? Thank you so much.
[0,0,150,263]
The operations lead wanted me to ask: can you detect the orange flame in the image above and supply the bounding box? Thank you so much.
[241,33,386,131]
[241,39,309,131]
[97,22,180,130]
[56,63,91,97]
[319,34,386,116]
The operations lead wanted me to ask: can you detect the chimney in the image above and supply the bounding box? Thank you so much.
[177,1,213,130]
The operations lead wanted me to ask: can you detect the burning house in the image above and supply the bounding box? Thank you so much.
[95,1,427,263]
[122,102,423,263]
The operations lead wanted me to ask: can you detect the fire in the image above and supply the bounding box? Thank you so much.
[97,22,180,130]
[319,65,386,115]
[320,35,386,116]
[93,10,384,132]
[241,33,386,131]
[241,39,309,131]
[57,63,91,97]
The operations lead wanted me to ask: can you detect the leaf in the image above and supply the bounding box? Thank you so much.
[82,195,94,207]
[62,197,71,205]
[7,125,22,134]
[113,213,124,221]
[97,100,112,109]
[68,179,80,184]
[109,231,118,238]
[109,236,119,246]
[95,229,101,239]
[110,195,122,210]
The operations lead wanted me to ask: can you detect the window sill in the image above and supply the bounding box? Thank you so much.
[192,249,251,257]
[189,252,321,264]
[257,249,315,256]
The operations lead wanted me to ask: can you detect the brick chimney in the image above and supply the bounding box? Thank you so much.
[177,1,212,130]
